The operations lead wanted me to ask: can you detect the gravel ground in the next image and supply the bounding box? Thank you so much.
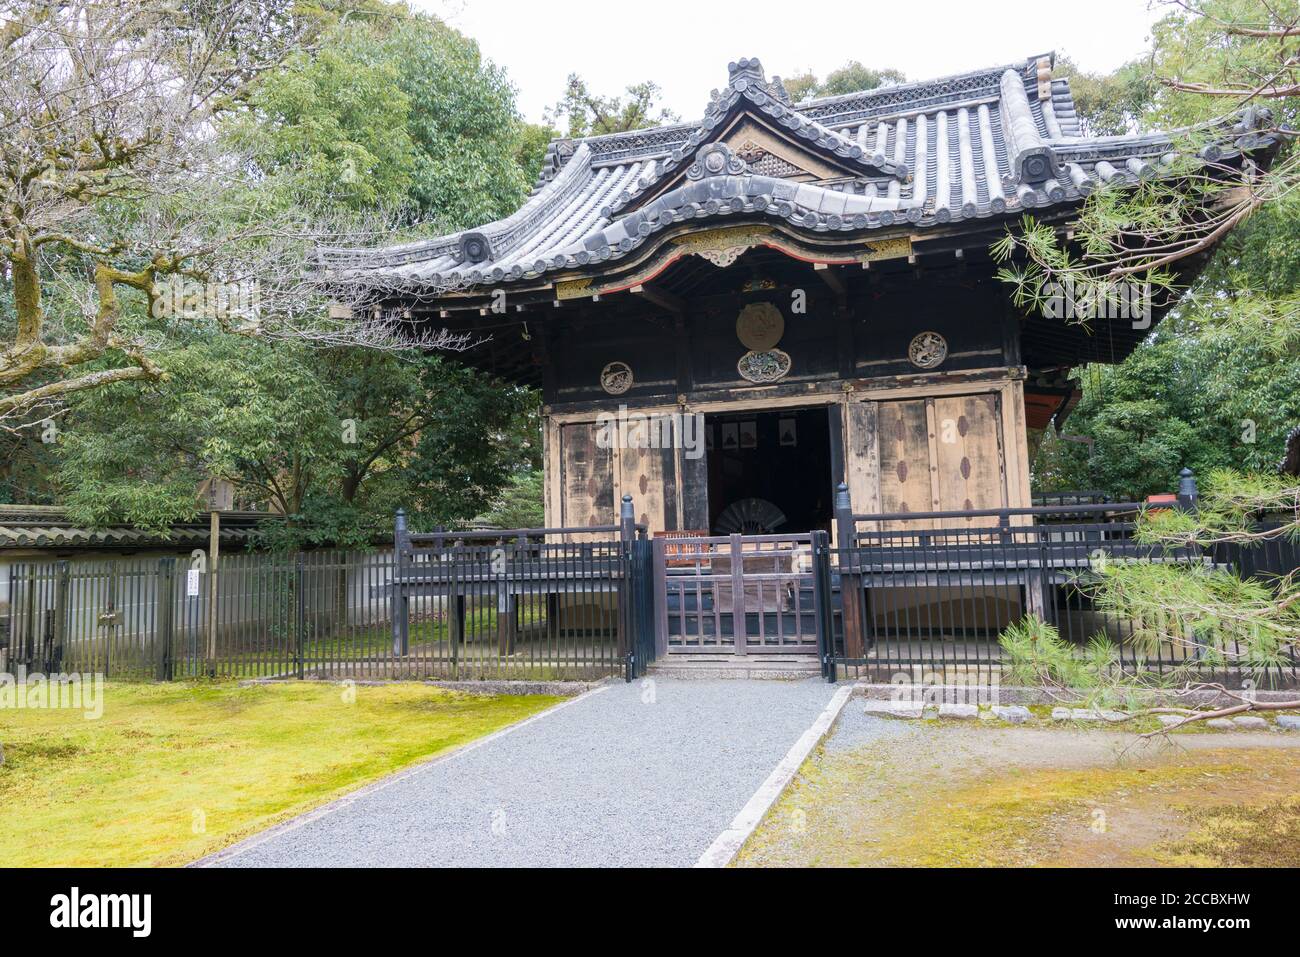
[209,677,840,868]
[823,705,921,754]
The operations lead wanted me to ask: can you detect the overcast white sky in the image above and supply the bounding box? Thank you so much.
[414,0,1165,124]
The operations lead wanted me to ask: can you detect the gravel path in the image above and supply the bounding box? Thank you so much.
[209,677,840,868]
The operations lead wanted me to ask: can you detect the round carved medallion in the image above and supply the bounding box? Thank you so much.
[737,349,792,384]
[600,361,633,395]
[736,302,785,351]
[907,331,948,369]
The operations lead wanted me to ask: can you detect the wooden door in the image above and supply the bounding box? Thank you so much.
[847,392,1009,528]
[555,419,679,536]
[616,433,677,533]
[558,422,614,538]
[932,394,1007,521]
[876,398,938,529]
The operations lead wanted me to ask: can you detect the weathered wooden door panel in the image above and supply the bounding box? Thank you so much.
[844,399,880,533]
[932,393,1007,519]
[853,392,1010,528]
[557,418,682,536]
[559,422,614,537]
[876,399,935,529]
[616,436,677,534]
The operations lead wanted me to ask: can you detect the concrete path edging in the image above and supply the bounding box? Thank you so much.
[694,683,856,868]
[192,682,614,868]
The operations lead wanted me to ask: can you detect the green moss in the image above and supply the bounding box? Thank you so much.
[0,680,560,866]
[887,763,1236,866]
[1164,797,1300,866]
[738,719,1300,868]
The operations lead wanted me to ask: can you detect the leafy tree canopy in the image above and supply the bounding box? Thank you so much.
[546,75,679,137]
[232,5,531,227]
[20,0,544,543]
[1026,2,1300,497]
[781,61,905,101]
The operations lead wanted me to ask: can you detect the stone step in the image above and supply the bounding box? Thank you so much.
[646,655,822,680]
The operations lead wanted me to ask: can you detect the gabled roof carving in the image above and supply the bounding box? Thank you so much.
[601,58,908,220]
[322,53,1280,293]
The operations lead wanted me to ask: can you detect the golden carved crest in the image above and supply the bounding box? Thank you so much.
[555,278,595,300]
[671,226,774,268]
[862,237,912,262]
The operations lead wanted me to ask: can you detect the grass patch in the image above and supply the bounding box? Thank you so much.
[736,720,1300,868]
[884,762,1237,866]
[1164,796,1300,867]
[0,680,561,866]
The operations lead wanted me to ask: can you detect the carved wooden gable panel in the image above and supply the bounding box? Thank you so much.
[719,120,835,182]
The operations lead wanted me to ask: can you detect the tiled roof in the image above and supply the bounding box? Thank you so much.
[323,54,1277,292]
[0,506,272,551]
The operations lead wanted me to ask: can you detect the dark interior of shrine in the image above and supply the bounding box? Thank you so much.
[705,406,832,535]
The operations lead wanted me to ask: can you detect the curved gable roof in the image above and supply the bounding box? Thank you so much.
[322,53,1278,293]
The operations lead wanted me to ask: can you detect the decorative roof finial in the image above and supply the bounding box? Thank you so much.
[727,57,767,91]
[769,75,791,105]
[687,143,748,180]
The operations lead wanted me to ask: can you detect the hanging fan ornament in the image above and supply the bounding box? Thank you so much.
[714,498,787,535]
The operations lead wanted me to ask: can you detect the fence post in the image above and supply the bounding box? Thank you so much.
[295,553,306,679]
[21,564,36,670]
[835,483,865,662]
[156,558,176,681]
[620,494,635,678]
[811,530,836,683]
[1177,467,1199,511]
[0,565,10,674]
[391,509,409,657]
[52,560,70,674]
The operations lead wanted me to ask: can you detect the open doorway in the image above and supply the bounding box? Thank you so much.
[705,406,833,535]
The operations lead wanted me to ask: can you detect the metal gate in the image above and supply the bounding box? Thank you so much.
[653,533,821,655]
[4,559,177,680]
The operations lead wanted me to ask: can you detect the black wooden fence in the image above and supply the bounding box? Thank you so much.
[2,496,659,683]
[5,483,1295,688]
[820,479,1300,686]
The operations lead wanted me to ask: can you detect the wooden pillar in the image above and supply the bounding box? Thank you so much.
[206,509,219,672]
[450,594,465,644]
[673,313,693,394]
[546,593,559,643]
[835,303,855,380]
[52,560,70,674]
[156,557,175,681]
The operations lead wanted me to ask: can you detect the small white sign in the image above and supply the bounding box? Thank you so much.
[187,568,201,597]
